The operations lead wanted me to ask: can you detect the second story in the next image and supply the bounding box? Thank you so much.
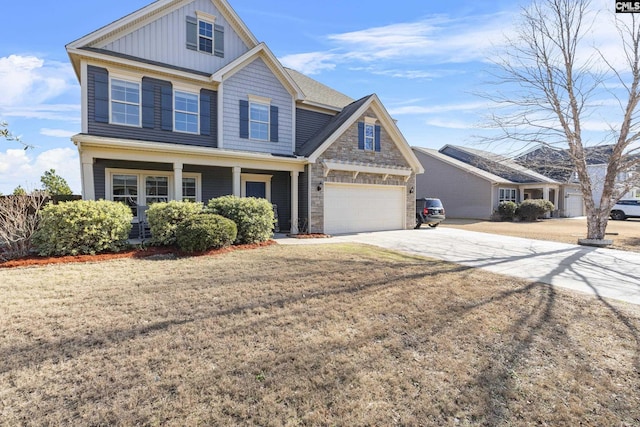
[66,0,354,158]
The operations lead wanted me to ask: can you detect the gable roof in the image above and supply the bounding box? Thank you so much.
[66,0,259,77]
[298,94,423,173]
[285,68,354,111]
[412,147,513,184]
[211,43,305,100]
[440,144,558,184]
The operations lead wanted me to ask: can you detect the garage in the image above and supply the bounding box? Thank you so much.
[564,192,584,217]
[324,183,405,234]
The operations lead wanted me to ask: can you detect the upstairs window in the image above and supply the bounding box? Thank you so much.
[186,13,225,57]
[250,102,270,141]
[198,20,213,54]
[174,91,199,134]
[111,79,140,126]
[358,117,381,152]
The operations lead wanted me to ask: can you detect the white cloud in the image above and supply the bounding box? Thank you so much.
[280,51,338,75]
[388,101,491,116]
[40,128,77,138]
[0,147,80,194]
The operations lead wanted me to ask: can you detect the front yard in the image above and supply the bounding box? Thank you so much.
[1,243,639,425]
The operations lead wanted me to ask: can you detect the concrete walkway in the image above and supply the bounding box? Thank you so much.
[277,228,640,306]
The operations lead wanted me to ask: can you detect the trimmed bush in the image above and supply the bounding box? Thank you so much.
[497,201,518,221]
[175,213,237,253]
[207,196,275,244]
[32,200,132,256]
[517,199,555,221]
[146,201,203,246]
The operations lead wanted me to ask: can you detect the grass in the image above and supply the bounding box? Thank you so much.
[441,217,640,252]
[1,244,639,425]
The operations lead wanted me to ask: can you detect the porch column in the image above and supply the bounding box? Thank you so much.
[174,162,183,202]
[519,187,525,203]
[543,187,550,218]
[81,154,95,200]
[554,188,559,217]
[232,166,241,197]
[290,171,299,234]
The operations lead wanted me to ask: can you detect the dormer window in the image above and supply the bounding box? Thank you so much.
[186,12,225,58]
[358,117,381,152]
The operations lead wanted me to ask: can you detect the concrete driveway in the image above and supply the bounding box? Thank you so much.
[277,228,640,306]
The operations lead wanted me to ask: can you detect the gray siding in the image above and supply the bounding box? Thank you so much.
[100,0,250,74]
[296,108,333,150]
[242,169,291,232]
[184,165,232,202]
[414,150,495,220]
[223,58,293,155]
[87,66,217,147]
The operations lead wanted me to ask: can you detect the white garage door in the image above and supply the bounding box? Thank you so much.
[565,193,584,217]
[324,183,405,234]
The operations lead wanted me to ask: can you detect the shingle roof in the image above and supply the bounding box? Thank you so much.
[285,68,354,110]
[413,147,513,184]
[440,145,559,184]
[296,95,372,157]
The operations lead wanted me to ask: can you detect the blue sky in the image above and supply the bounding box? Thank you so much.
[0,0,618,194]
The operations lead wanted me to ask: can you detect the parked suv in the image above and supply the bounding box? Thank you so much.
[610,199,640,220]
[415,197,446,228]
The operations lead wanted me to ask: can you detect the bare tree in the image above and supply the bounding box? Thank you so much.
[483,0,640,240]
[1,121,33,150]
[0,194,48,261]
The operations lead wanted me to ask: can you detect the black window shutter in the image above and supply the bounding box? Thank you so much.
[357,122,364,150]
[161,85,173,131]
[94,68,109,123]
[200,92,211,136]
[186,16,197,50]
[214,24,224,58]
[374,125,381,152]
[239,100,249,139]
[141,78,155,129]
[270,105,279,142]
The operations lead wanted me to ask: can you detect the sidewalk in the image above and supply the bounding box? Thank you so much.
[276,228,640,305]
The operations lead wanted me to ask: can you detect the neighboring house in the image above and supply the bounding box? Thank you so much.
[66,0,423,236]
[516,144,639,206]
[412,145,582,219]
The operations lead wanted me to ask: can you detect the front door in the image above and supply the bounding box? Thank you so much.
[246,181,266,199]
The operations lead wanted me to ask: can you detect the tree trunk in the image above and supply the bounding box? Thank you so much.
[585,207,608,240]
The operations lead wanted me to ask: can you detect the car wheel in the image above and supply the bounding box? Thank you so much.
[611,210,627,220]
[428,223,439,228]
[415,215,422,229]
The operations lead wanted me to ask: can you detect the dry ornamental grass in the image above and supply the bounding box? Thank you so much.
[1,243,639,425]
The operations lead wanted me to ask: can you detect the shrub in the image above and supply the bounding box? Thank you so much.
[175,213,237,252]
[32,200,132,256]
[0,195,48,261]
[207,196,275,244]
[146,201,203,245]
[497,201,518,221]
[517,199,555,222]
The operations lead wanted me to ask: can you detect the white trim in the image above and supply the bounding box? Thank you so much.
[322,159,412,179]
[195,10,217,24]
[248,94,271,104]
[81,61,89,134]
[249,99,270,141]
[241,173,272,201]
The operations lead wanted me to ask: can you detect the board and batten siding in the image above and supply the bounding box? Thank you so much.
[87,66,217,147]
[100,0,250,74]
[222,58,293,155]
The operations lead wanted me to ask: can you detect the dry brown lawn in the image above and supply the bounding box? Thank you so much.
[441,217,640,252]
[1,244,640,426]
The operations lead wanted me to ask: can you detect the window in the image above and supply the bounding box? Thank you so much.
[182,177,197,202]
[499,188,517,202]
[111,79,140,126]
[250,102,270,141]
[198,20,213,53]
[107,169,202,216]
[174,91,199,133]
[364,123,375,151]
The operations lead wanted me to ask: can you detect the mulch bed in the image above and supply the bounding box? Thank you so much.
[0,241,277,269]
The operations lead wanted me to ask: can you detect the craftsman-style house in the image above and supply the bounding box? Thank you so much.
[66,0,423,235]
